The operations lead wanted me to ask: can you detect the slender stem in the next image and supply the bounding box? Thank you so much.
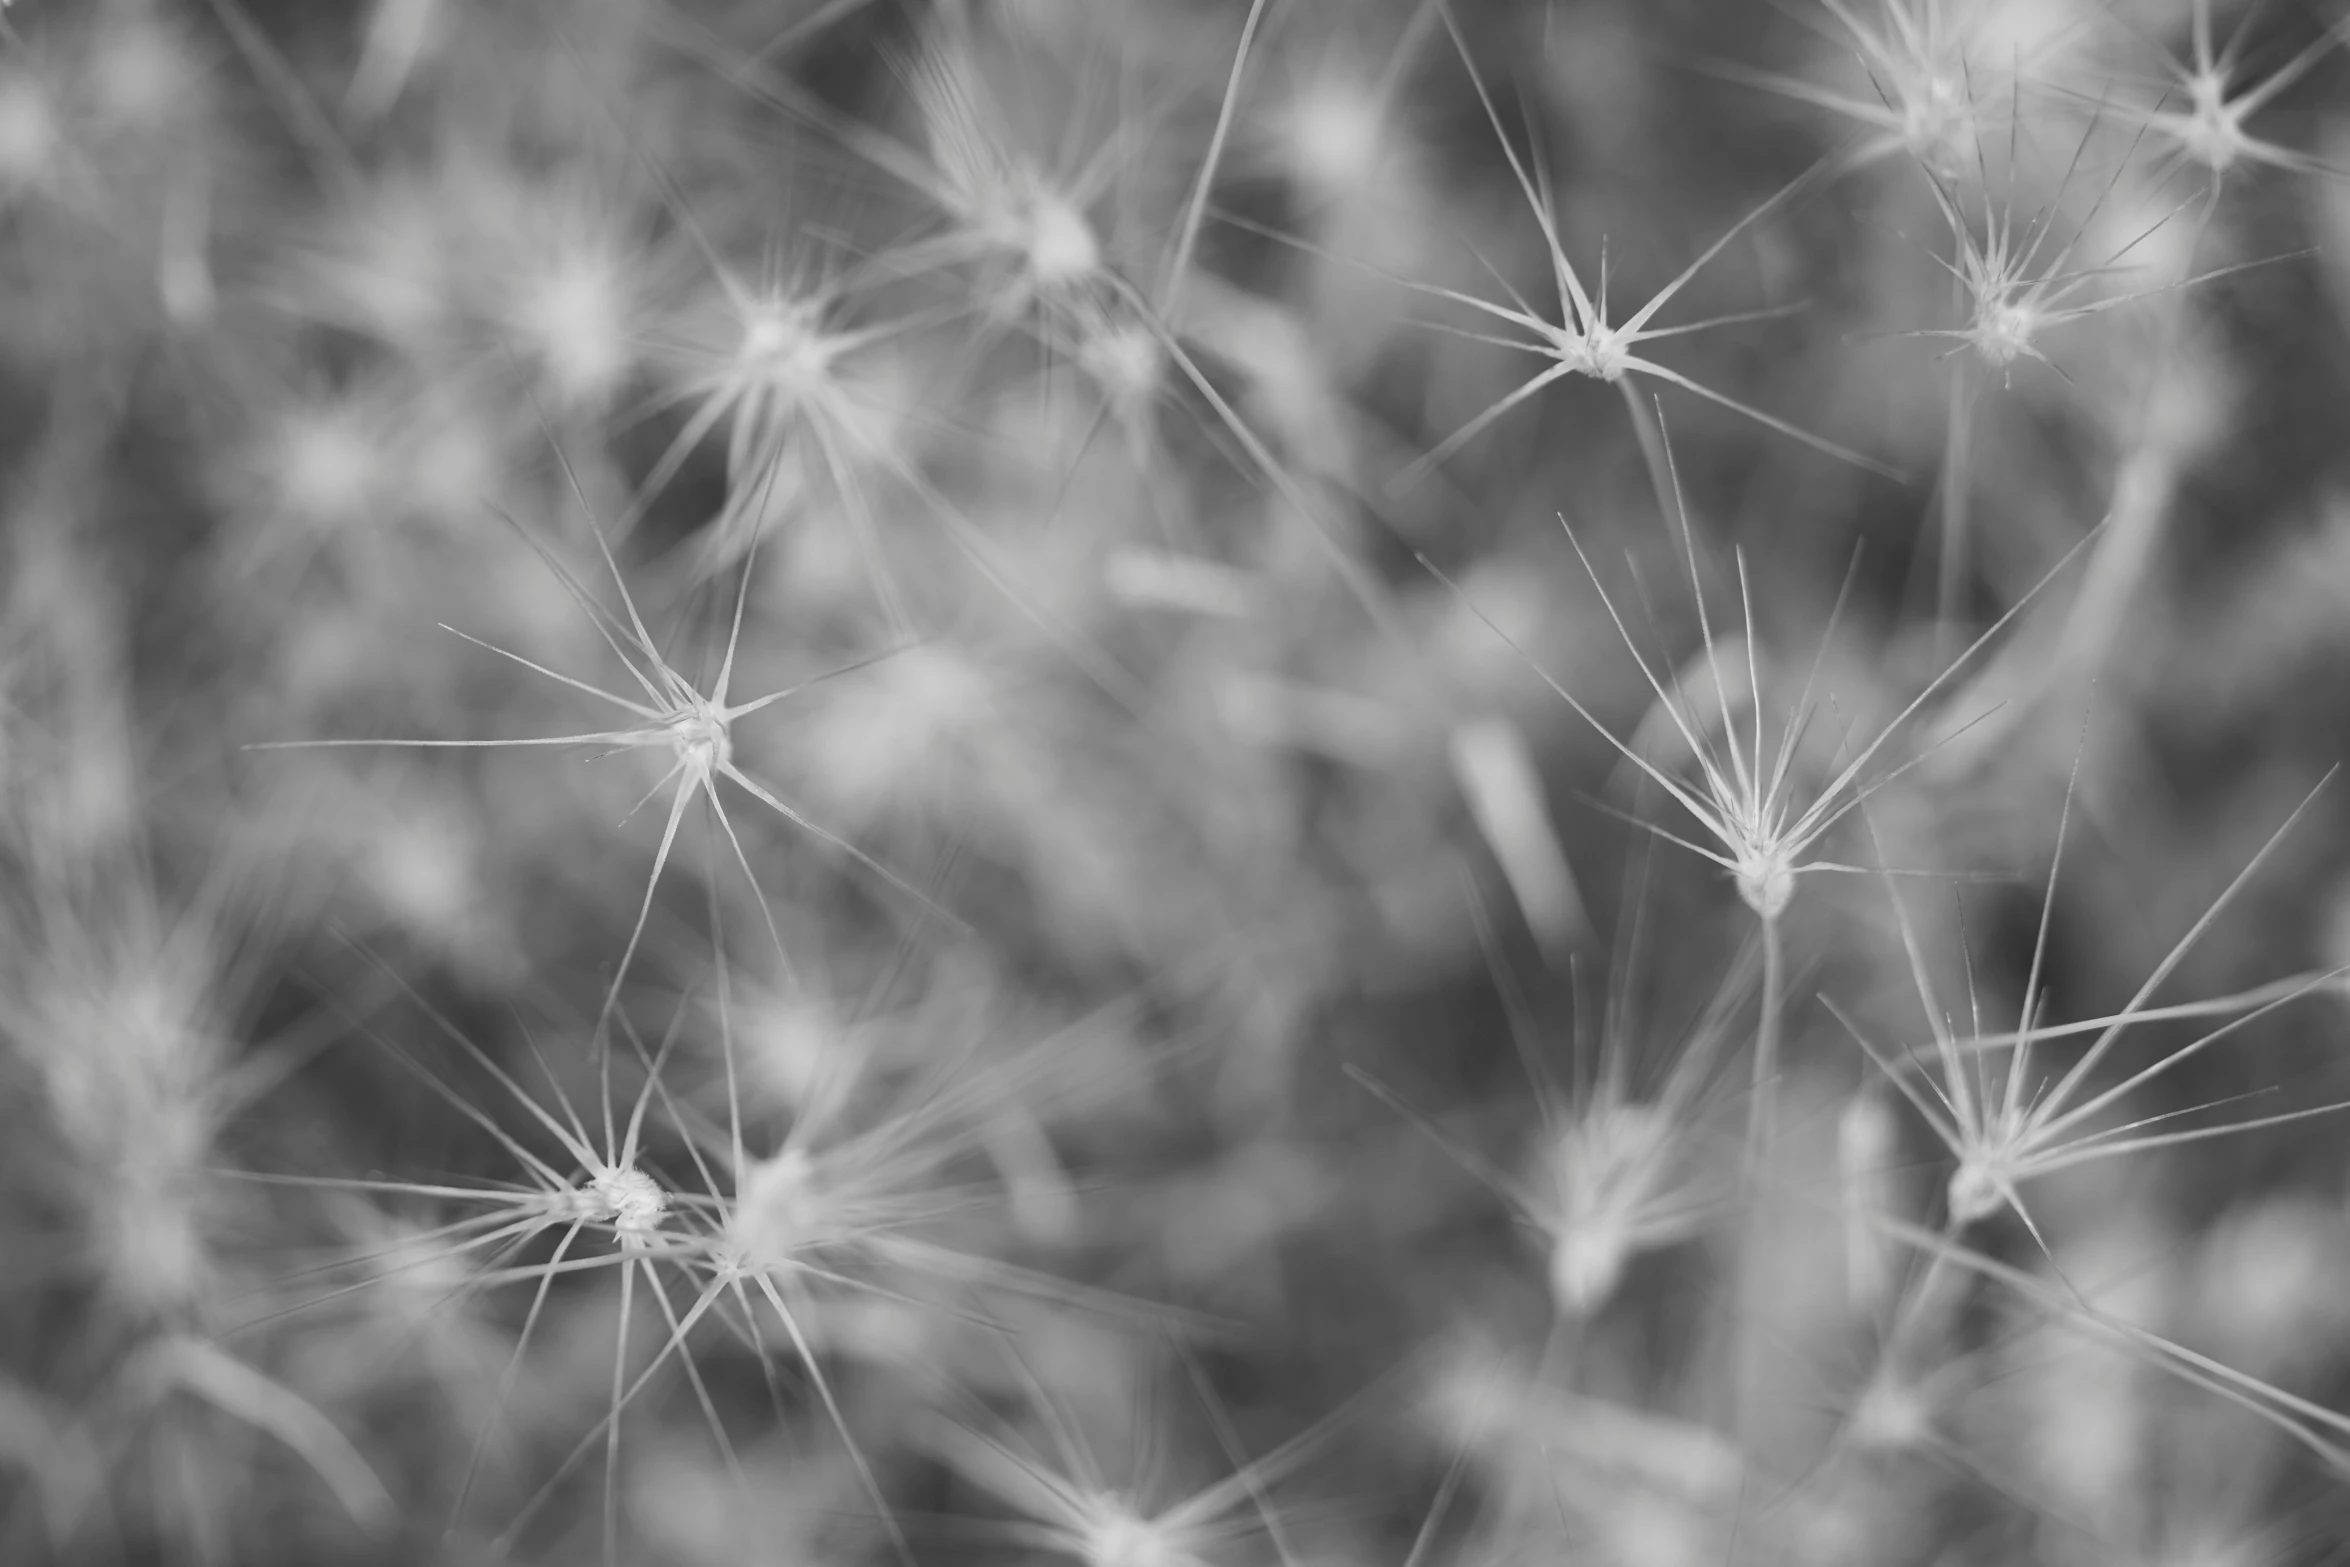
[1934,364,1977,665]
[1746,911,1785,1179]
[605,1256,634,1567]
[2054,189,2222,683]
[1802,1226,1969,1498]
[1727,909,1785,1451]
[1164,0,1274,320]
[2056,431,2178,680]
[1531,1302,1586,1394]
[1878,1230,1962,1367]
[1620,377,1679,531]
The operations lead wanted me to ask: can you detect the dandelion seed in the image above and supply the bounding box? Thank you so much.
[250,974,702,1552]
[1835,765,2348,1251]
[1900,120,2286,386]
[501,1006,1152,1567]
[895,17,1122,314]
[1425,411,2086,1186]
[846,0,1285,491]
[1350,913,1745,1319]
[643,271,895,565]
[923,1348,1319,1567]
[1394,11,1889,492]
[586,1165,669,1247]
[558,72,980,622]
[690,0,1420,663]
[250,458,949,1028]
[1426,420,2066,933]
[1254,1,1441,215]
[2133,0,2350,189]
[1714,0,2007,181]
[270,980,682,1284]
[1539,1102,1696,1316]
[665,1002,1134,1315]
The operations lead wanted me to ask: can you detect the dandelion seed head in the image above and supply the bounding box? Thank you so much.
[589,1165,667,1245]
[908,31,1102,293]
[1078,315,1162,408]
[2179,77,2251,174]
[667,694,733,780]
[1553,1103,1673,1212]
[1947,1148,2011,1227]
[1733,844,1795,922]
[1971,294,2043,369]
[1848,1372,1933,1453]
[1019,186,1102,288]
[1900,68,1974,179]
[738,294,837,393]
[1549,1215,1635,1316]
[1555,320,1631,382]
[1082,1502,1186,1567]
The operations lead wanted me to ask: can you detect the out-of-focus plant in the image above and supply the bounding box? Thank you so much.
[6,0,2350,1564]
